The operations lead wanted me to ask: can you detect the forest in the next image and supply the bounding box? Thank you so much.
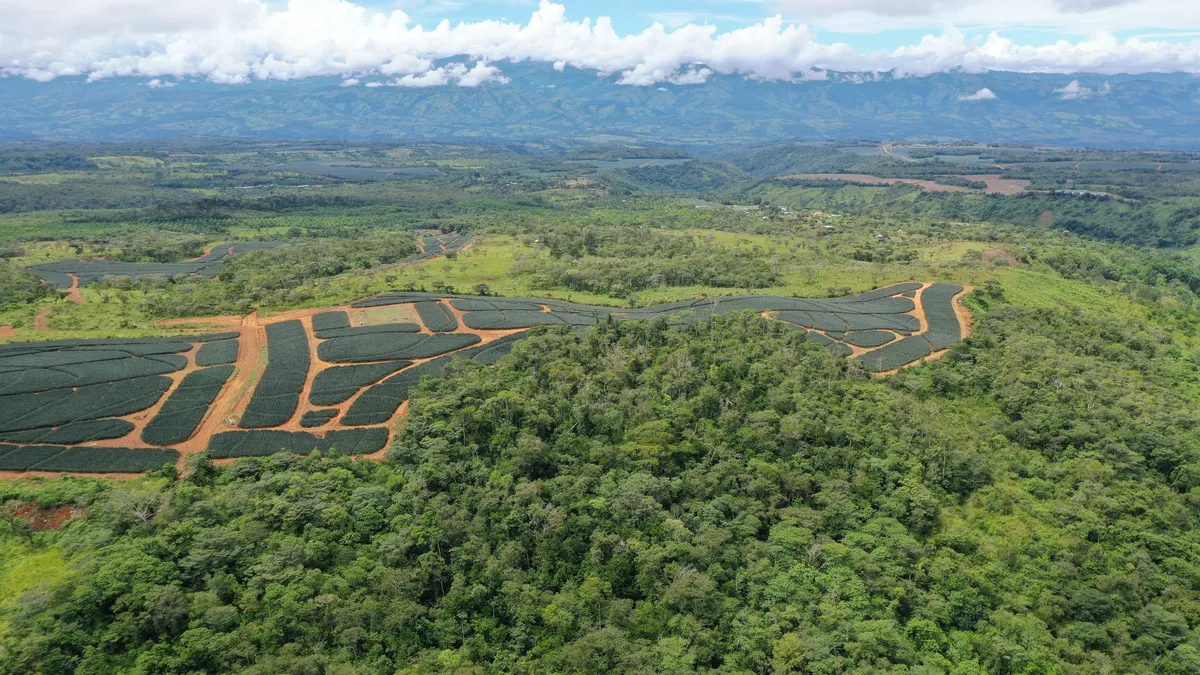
[1,139,1200,674]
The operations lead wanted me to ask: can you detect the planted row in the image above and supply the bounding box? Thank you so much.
[239,321,310,428]
[462,310,598,330]
[311,311,350,332]
[854,335,934,372]
[0,445,179,473]
[342,333,527,426]
[142,365,235,446]
[309,360,411,406]
[207,427,389,458]
[195,340,238,366]
[318,332,479,363]
[314,323,420,339]
[300,409,339,428]
[0,419,134,445]
[414,301,458,332]
[0,376,172,434]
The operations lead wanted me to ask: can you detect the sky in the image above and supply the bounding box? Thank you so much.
[2,0,1200,86]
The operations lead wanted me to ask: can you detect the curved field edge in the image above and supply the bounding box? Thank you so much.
[0,282,970,477]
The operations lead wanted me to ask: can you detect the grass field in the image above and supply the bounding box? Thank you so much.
[0,539,68,639]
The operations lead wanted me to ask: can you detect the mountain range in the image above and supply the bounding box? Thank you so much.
[1,65,1198,148]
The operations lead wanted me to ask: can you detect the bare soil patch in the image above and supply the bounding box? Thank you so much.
[982,248,1020,266]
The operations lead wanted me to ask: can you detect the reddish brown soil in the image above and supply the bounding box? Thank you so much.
[10,503,87,530]
[0,325,15,338]
[33,310,50,331]
[66,275,84,304]
[156,315,244,329]
[982,248,1020,266]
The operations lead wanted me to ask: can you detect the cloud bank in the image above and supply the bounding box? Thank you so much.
[2,0,1200,86]
[959,87,998,101]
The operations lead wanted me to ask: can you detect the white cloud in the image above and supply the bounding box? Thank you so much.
[142,78,177,88]
[2,0,1200,87]
[340,77,360,86]
[385,62,509,87]
[773,0,1197,34]
[1054,78,1113,98]
[959,87,998,101]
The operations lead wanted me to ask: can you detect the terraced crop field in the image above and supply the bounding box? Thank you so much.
[0,282,967,476]
[27,241,286,288]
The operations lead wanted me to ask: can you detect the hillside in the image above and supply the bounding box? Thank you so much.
[3,69,1200,148]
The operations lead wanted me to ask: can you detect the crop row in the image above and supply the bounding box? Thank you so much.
[0,375,172,434]
[805,332,853,357]
[309,360,411,406]
[30,242,284,287]
[0,445,179,473]
[342,333,528,426]
[451,298,543,312]
[312,311,351,332]
[0,419,134,445]
[0,333,238,355]
[207,427,389,458]
[414,301,458,332]
[0,351,185,396]
[840,331,897,348]
[314,323,420,339]
[239,321,310,428]
[317,332,479,363]
[142,365,235,446]
[920,283,964,350]
[300,410,339,428]
[461,310,598,330]
[854,335,934,372]
[195,340,239,367]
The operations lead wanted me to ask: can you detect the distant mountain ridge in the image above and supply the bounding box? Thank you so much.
[1,65,1198,148]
